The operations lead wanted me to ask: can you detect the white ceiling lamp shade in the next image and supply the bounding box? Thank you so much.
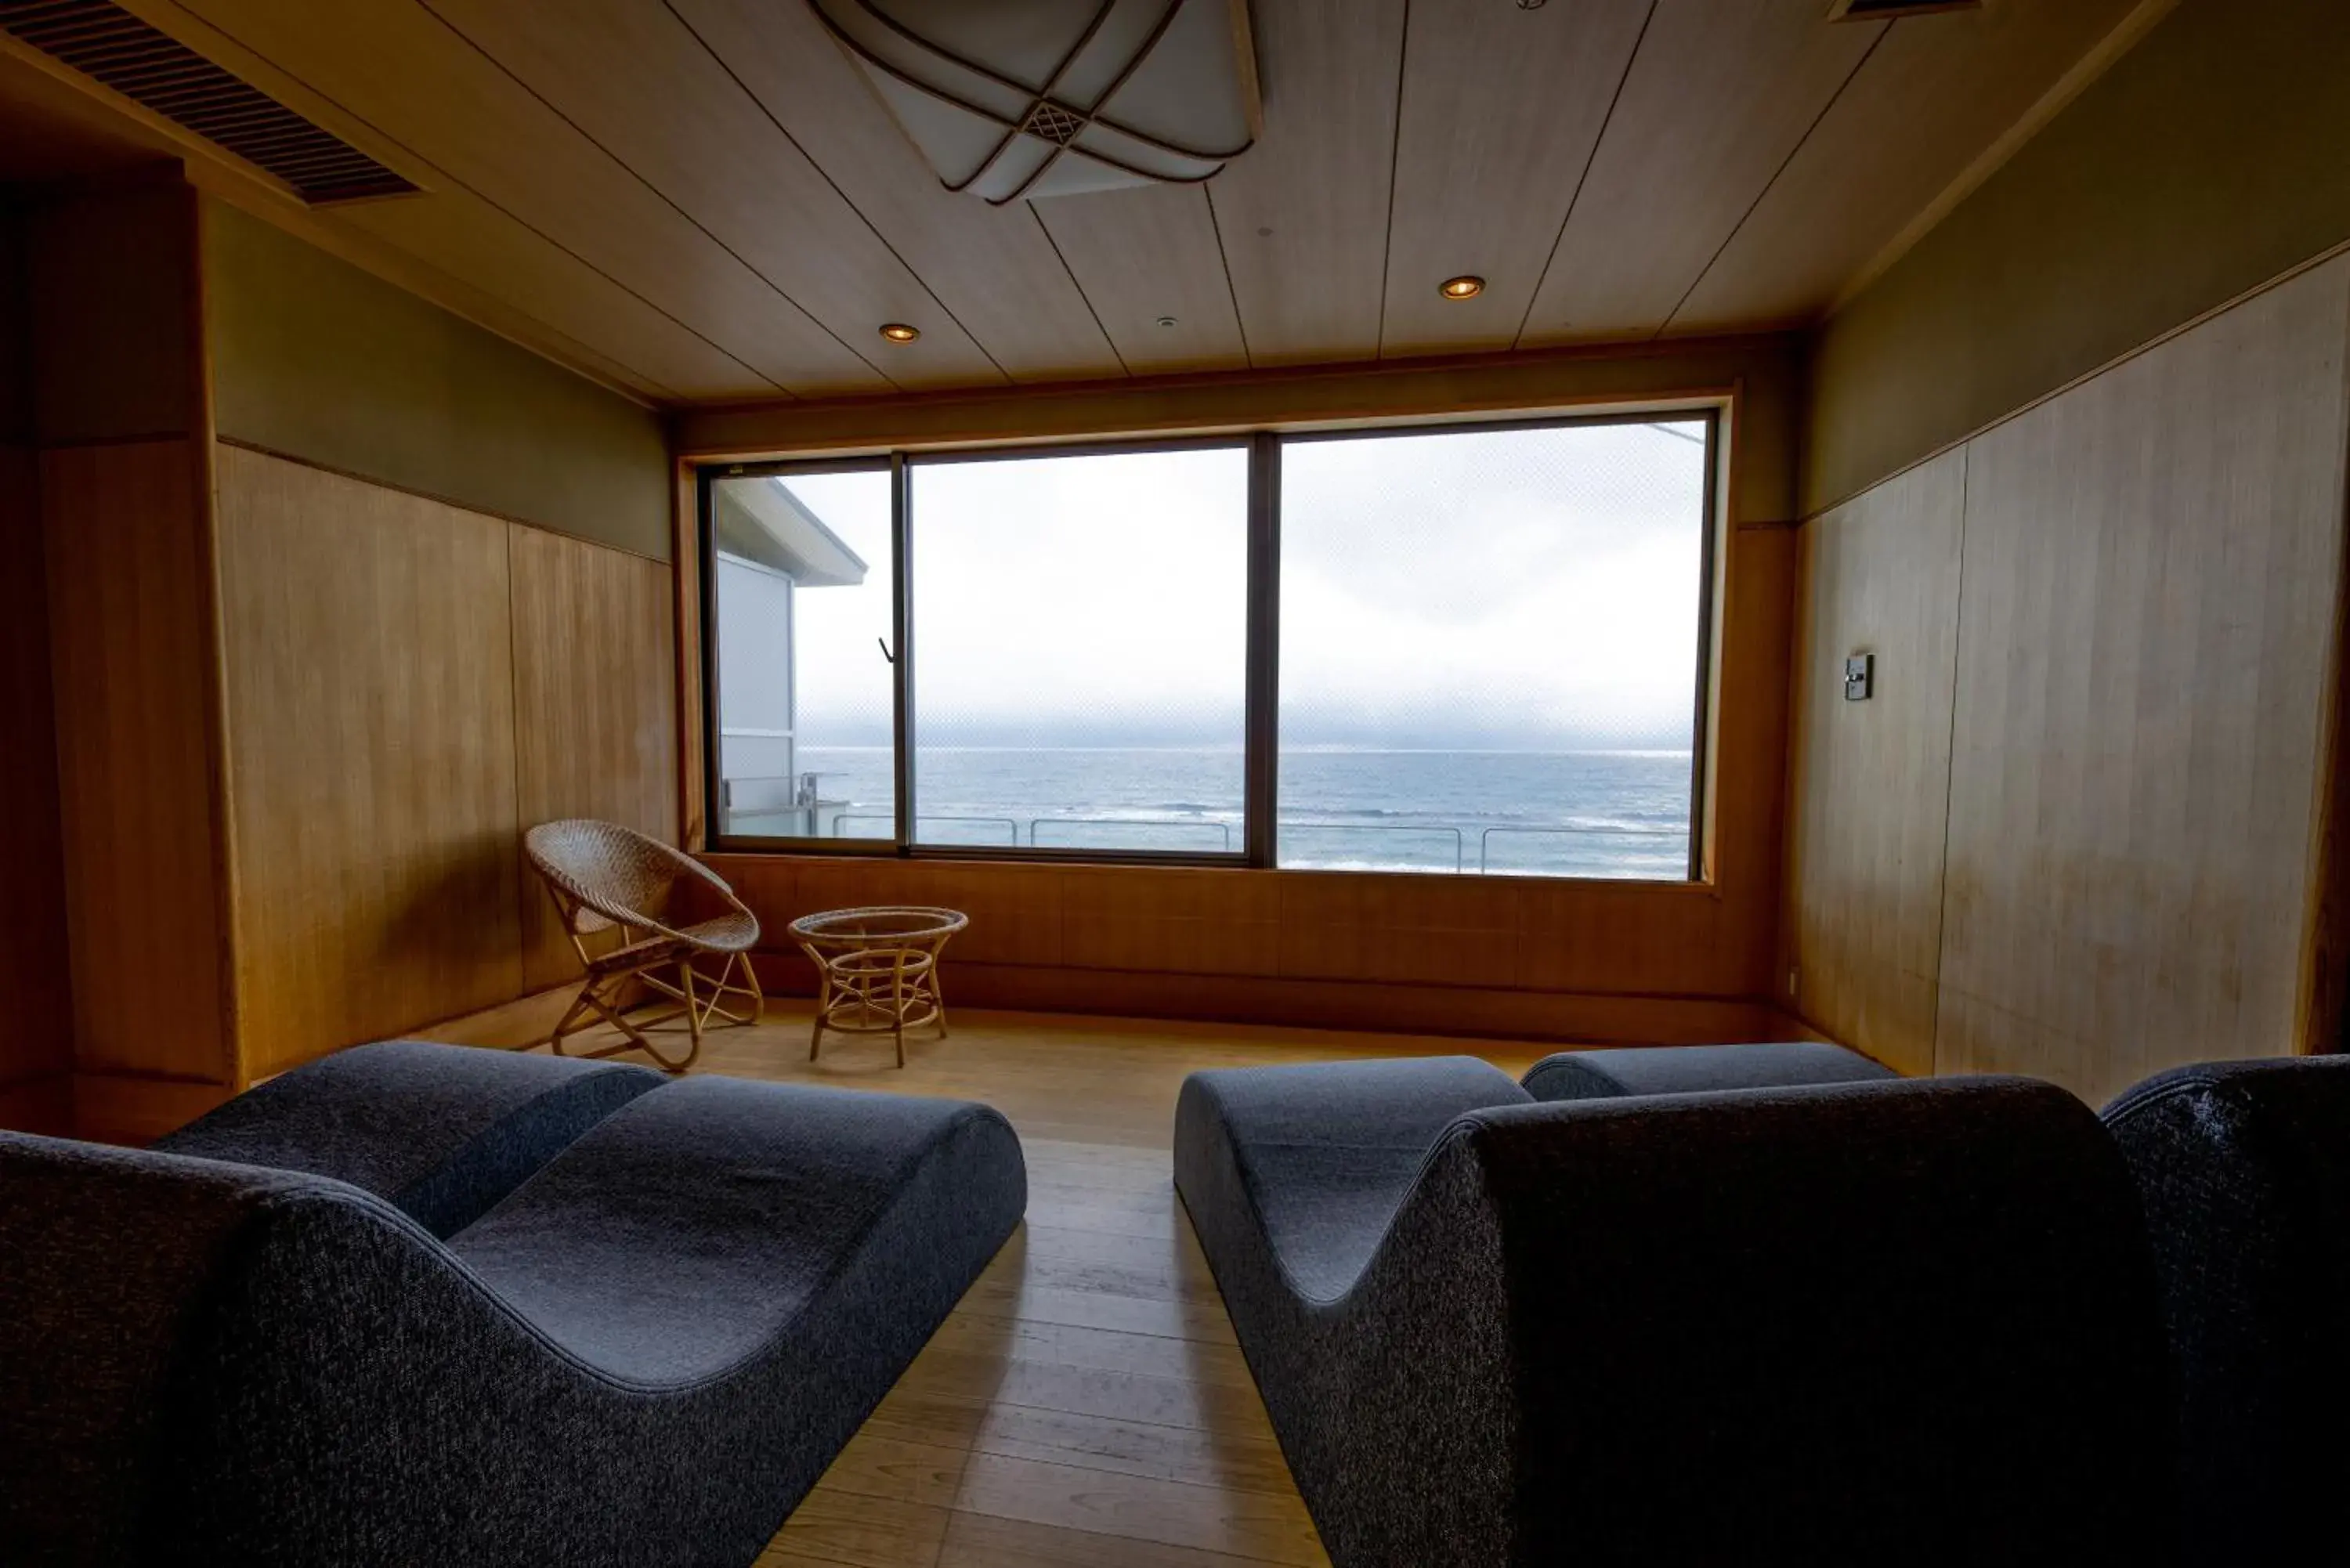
[808,0,1260,204]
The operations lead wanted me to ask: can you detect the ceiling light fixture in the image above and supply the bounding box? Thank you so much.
[879,322,920,343]
[809,0,1263,204]
[1439,275,1485,300]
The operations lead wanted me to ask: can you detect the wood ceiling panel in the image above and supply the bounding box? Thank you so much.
[337,193,779,403]
[1378,0,1650,357]
[1205,0,1405,367]
[161,0,891,396]
[666,0,1123,385]
[1669,0,2142,334]
[1035,186,1248,376]
[422,0,1003,392]
[1522,0,1884,345]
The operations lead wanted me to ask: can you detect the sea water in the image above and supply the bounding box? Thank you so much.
[790,746,1691,880]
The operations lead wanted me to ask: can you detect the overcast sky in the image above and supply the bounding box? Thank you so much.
[754,418,1707,752]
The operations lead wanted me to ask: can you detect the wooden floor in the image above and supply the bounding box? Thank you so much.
[454,1000,1551,1568]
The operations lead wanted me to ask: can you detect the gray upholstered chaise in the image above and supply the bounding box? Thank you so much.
[2101,1056,2350,1567]
[0,1042,1026,1567]
[1519,1039,1893,1100]
[156,1038,671,1234]
[1174,1059,2173,1567]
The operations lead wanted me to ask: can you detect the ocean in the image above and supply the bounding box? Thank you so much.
[783,746,1692,880]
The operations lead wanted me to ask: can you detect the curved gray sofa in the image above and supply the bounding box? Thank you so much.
[1520,1039,1894,1100]
[1,1046,1025,1568]
[1175,1058,2173,1567]
[157,1039,667,1235]
[2102,1056,2350,1566]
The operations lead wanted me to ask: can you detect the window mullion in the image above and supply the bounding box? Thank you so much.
[1245,431,1281,869]
[891,451,916,854]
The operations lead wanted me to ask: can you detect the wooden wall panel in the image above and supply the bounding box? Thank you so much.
[216,444,522,1077]
[0,439,72,1105]
[1788,252,2350,1101]
[42,439,233,1082]
[510,524,679,992]
[1784,451,1965,1075]
[707,852,1794,1048]
[1934,257,2350,1100]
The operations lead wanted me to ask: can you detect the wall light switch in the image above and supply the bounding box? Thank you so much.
[1844,653,1874,701]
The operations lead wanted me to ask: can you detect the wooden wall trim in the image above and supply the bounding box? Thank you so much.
[71,1073,234,1148]
[748,954,1800,1050]
[0,1077,71,1138]
[190,191,243,1088]
[678,334,1802,526]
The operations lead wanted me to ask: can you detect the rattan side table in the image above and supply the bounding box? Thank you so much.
[790,906,968,1068]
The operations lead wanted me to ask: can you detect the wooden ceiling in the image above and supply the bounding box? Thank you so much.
[3,0,2156,407]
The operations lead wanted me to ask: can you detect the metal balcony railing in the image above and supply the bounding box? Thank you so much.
[782,810,1687,876]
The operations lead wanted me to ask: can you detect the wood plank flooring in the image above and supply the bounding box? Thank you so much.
[458,1003,1550,1567]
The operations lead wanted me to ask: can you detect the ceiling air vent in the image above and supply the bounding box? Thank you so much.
[1824,1,1983,19]
[0,0,418,203]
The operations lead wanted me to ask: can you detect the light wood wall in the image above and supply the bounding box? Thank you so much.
[20,182,241,1143]
[510,524,680,991]
[44,441,236,1084]
[215,444,677,1078]
[0,194,74,1130]
[1784,451,1965,1075]
[0,439,73,1130]
[1788,253,2350,1102]
[217,445,522,1076]
[2,177,678,1140]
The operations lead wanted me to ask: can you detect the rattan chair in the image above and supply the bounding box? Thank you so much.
[523,819,763,1073]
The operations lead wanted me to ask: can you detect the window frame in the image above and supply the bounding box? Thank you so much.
[696,406,1722,883]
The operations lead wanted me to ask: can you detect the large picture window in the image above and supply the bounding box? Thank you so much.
[1277,420,1709,878]
[907,445,1250,854]
[700,409,1717,881]
[707,462,896,843]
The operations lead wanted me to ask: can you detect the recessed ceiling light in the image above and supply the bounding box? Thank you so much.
[1438,275,1484,300]
[1155,315,1179,327]
[879,322,920,343]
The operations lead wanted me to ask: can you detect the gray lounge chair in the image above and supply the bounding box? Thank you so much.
[2102,1056,2350,1567]
[1520,1039,1894,1100]
[0,1041,1025,1567]
[1174,1058,2172,1566]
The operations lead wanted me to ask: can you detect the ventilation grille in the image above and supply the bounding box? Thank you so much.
[0,0,418,203]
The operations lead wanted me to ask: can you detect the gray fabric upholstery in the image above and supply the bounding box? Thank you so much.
[157,1040,665,1237]
[1174,1056,1528,1299]
[1176,1061,2174,1567]
[2102,1056,2350,1567]
[2,1077,1025,1567]
[1520,1040,1895,1101]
